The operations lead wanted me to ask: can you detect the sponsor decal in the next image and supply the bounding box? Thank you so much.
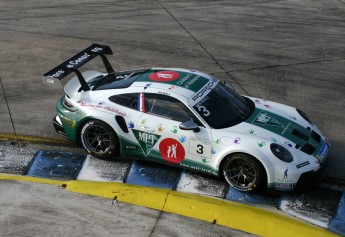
[61,117,76,128]
[213,139,221,145]
[125,145,137,150]
[157,91,170,96]
[270,137,278,142]
[171,125,178,134]
[102,106,126,116]
[296,161,310,169]
[157,124,164,132]
[248,130,256,135]
[315,142,329,161]
[179,135,187,143]
[283,167,288,180]
[274,182,295,190]
[257,141,266,147]
[128,121,134,129]
[67,52,90,69]
[284,141,293,148]
[253,111,284,127]
[211,148,216,155]
[51,69,65,78]
[234,137,241,144]
[159,138,185,164]
[277,168,293,184]
[179,160,217,175]
[201,156,209,164]
[80,102,126,116]
[132,129,161,156]
[149,71,180,82]
[191,78,217,104]
[176,74,201,89]
[281,122,291,135]
[91,46,103,53]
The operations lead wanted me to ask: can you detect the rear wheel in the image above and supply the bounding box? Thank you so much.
[222,153,266,192]
[80,120,119,158]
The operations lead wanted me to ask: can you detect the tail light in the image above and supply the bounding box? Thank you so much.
[63,98,74,108]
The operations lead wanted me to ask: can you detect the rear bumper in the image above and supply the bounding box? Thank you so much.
[53,115,67,138]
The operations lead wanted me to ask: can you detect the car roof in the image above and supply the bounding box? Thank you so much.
[91,67,216,100]
[133,68,214,97]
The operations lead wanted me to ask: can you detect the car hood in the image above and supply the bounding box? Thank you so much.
[226,97,328,161]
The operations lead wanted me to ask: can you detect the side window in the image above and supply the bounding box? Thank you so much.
[144,93,201,124]
[109,93,138,110]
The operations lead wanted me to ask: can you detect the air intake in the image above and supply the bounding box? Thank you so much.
[300,144,316,155]
[292,129,309,141]
[311,130,321,143]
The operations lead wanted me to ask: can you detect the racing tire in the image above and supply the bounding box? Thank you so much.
[80,120,119,158]
[222,153,266,192]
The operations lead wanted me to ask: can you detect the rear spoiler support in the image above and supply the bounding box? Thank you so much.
[42,44,115,91]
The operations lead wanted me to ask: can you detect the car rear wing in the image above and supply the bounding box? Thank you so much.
[42,43,115,91]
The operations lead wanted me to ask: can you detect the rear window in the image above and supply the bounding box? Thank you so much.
[109,93,138,110]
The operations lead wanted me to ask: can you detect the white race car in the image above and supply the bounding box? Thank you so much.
[43,44,329,192]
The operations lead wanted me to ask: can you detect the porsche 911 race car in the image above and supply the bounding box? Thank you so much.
[43,44,329,192]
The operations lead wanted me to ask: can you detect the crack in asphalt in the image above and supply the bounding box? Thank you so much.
[149,193,169,237]
[0,77,18,147]
[226,56,345,73]
[155,0,252,96]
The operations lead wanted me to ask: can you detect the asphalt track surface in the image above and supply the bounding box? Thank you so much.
[1,180,255,237]
[0,0,345,236]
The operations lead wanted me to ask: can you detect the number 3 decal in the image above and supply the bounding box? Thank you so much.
[197,144,204,154]
[197,106,210,117]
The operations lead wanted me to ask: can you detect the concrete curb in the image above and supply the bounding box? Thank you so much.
[0,173,339,237]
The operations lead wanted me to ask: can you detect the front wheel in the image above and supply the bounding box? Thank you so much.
[80,120,119,158]
[222,153,266,192]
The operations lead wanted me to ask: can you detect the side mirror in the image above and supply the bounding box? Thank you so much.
[179,121,200,133]
[223,81,235,91]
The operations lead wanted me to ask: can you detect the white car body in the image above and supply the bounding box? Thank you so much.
[44,44,330,191]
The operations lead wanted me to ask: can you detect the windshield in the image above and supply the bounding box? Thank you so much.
[193,83,252,129]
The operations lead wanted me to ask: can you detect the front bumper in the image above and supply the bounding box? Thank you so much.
[295,158,329,189]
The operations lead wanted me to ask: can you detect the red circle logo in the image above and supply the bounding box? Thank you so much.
[159,138,185,164]
[149,71,180,82]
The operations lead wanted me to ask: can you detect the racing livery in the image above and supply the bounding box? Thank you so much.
[43,44,330,192]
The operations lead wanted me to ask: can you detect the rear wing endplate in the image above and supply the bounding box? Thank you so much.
[42,44,115,91]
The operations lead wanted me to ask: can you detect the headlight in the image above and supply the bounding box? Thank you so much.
[270,143,293,162]
[296,108,313,125]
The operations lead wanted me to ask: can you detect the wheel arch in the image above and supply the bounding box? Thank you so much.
[75,116,97,145]
[77,117,121,157]
[216,149,275,187]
